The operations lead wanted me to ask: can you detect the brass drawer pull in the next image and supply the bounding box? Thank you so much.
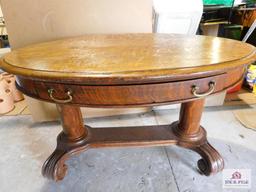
[192,81,216,98]
[48,88,73,104]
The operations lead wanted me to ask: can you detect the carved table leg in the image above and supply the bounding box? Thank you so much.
[41,100,224,181]
[42,105,89,181]
[171,99,224,175]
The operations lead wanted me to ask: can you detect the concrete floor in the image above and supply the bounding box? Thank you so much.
[0,105,255,192]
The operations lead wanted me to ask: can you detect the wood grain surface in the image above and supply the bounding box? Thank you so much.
[16,73,227,107]
[1,34,256,85]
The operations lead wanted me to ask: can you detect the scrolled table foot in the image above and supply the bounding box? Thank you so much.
[42,148,68,181]
[172,121,224,175]
[192,141,224,176]
[42,131,89,181]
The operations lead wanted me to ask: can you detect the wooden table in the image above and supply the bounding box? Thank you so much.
[1,34,255,181]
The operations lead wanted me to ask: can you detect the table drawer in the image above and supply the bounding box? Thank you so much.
[18,74,227,107]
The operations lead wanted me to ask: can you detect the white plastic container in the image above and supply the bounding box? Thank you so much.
[153,0,203,35]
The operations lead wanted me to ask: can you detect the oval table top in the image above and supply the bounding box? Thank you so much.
[1,34,256,85]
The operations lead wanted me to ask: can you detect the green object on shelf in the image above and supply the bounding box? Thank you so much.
[219,24,242,40]
[247,0,256,7]
[203,0,233,6]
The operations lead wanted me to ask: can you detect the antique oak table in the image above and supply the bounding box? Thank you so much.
[1,34,256,181]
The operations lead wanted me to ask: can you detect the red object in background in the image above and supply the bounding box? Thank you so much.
[227,81,243,94]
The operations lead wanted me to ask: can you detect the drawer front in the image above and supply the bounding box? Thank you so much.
[17,74,227,107]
